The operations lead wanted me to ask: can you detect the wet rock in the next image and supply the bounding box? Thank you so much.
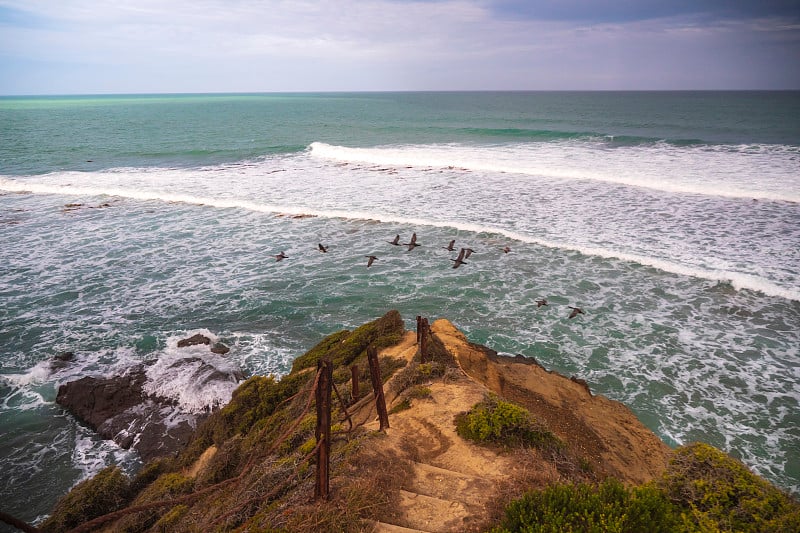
[210,342,230,355]
[54,351,75,362]
[177,334,211,348]
[50,351,76,370]
[56,367,208,462]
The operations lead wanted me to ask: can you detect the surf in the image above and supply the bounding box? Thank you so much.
[308,141,800,203]
[1,173,796,302]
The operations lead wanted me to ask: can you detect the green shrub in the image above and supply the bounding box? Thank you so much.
[490,443,800,533]
[389,398,412,414]
[40,466,132,532]
[290,310,404,373]
[455,394,561,449]
[409,386,432,399]
[492,478,680,533]
[659,442,800,532]
[153,504,188,532]
[129,457,174,495]
[291,330,351,373]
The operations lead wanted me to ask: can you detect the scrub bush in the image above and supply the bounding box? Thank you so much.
[491,478,679,533]
[455,394,561,449]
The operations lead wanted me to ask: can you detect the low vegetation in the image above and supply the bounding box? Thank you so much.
[40,466,132,532]
[491,478,679,533]
[491,443,800,533]
[40,311,406,533]
[456,393,563,450]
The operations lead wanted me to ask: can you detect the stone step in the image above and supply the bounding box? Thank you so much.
[407,461,496,508]
[371,520,434,533]
[397,489,470,532]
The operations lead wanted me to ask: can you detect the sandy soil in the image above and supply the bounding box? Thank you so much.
[350,320,671,532]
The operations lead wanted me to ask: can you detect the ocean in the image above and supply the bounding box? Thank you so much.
[1,91,798,526]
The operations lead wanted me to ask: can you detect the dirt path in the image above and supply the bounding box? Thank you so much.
[353,331,516,532]
[354,320,670,532]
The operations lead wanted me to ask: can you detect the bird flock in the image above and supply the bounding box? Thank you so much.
[273,232,585,319]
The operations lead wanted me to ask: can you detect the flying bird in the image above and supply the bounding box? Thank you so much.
[365,255,378,267]
[568,306,584,319]
[443,239,456,251]
[318,243,328,253]
[450,248,468,269]
[388,234,400,246]
[463,248,475,259]
[535,298,548,308]
[275,251,288,262]
[405,232,420,250]
[503,246,511,253]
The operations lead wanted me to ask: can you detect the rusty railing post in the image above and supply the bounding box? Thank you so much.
[350,364,360,403]
[419,317,429,363]
[315,357,332,501]
[367,346,389,431]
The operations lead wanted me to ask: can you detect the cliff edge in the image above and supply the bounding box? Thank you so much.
[34,311,797,533]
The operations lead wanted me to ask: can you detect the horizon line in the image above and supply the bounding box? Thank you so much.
[3,88,800,98]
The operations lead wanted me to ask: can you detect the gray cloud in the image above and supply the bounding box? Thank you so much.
[0,0,797,93]
[486,1,800,23]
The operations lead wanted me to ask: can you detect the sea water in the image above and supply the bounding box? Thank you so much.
[1,91,798,526]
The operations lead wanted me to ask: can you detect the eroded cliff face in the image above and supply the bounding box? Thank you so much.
[430,318,671,485]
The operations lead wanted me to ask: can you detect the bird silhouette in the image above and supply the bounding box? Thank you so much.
[450,248,468,269]
[388,234,400,246]
[275,251,288,262]
[443,239,456,251]
[568,306,584,319]
[535,298,548,308]
[365,255,378,267]
[463,248,475,259]
[318,243,328,253]
[503,246,511,253]
[405,232,420,250]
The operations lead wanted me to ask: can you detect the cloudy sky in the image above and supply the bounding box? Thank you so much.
[1,0,798,94]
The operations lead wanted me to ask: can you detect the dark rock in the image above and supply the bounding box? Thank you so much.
[56,368,149,434]
[51,351,76,371]
[55,351,75,362]
[177,334,211,348]
[56,367,209,462]
[210,342,230,355]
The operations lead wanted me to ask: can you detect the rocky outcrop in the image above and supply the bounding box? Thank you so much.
[430,318,671,484]
[56,367,202,462]
[177,333,230,355]
[56,336,240,462]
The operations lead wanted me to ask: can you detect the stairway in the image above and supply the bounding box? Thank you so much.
[370,382,508,533]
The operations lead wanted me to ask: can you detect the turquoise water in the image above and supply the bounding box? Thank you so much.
[1,92,799,526]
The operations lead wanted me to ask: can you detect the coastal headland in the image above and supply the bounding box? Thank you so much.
[29,311,799,532]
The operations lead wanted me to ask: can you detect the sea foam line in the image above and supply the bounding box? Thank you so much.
[2,177,796,302]
[308,142,800,203]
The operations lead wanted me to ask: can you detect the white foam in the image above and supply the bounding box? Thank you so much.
[143,331,242,412]
[2,360,52,387]
[2,140,797,304]
[71,428,139,484]
[232,331,299,377]
[308,141,800,203]
[6,170,793,299]
[0,380,47,411]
